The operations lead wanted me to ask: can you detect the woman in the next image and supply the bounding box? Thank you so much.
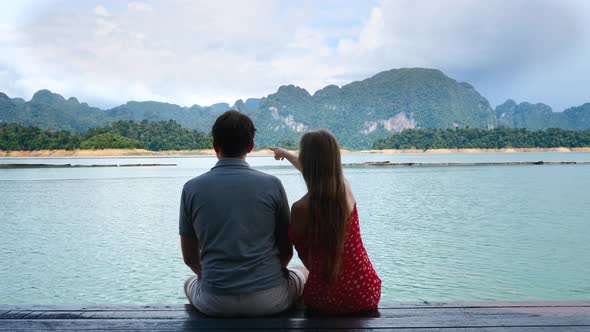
[270,129,381,315]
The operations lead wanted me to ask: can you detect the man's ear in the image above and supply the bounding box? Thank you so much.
[247,141,254,153]
[213,139,219,153]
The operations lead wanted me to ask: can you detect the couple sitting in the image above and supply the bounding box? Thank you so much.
[180,110,381,316]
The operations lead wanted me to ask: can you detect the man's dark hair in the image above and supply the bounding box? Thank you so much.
[212,110,256,157]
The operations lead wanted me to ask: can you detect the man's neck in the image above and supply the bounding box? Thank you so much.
[217,153,247,161]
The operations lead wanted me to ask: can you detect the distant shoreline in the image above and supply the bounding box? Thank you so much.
[1,147,590,157]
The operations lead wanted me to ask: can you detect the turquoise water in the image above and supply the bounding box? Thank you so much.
[1,152,589,304]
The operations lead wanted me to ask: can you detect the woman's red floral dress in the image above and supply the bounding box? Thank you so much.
[290,204,381,314]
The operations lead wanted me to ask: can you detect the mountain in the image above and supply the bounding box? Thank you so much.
[562,103,590,130]
[495,100,590,131]
[496,100,564,129]
[1,68,590,149]
[0,93,18,122]
[253,68,496,148]
[0,90,108,132]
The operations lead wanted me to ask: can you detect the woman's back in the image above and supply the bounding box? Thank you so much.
[271,130,382,314]
[290,200,381,314]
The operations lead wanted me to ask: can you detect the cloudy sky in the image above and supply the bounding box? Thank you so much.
[1,0,589,110]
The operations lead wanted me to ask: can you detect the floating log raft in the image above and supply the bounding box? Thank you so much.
[344,161,590,167]
[0,163,177,168]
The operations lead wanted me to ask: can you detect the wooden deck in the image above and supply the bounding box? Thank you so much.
[1,301,589,331]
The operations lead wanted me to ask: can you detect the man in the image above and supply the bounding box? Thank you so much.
[179,110,307,316]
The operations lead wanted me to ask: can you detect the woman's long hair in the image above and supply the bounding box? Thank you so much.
[298,130,349,283]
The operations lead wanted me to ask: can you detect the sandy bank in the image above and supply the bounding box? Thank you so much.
[347,147,590,154]
[1,147,590,157]
[1,149,216,157]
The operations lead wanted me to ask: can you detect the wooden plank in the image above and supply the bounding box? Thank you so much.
[2,301,589,312]
[3,328,590,332]
[408,329,590,332]
[0,312,33,319]
[0,304,187,311]
[12,312,46,320]
[0,307,590,320]
[379,301,590,309]
[1,319,589,330]
[2,306,589,320]
[2,302,590,331]
[4,327,590,332]
[1,310,590,330]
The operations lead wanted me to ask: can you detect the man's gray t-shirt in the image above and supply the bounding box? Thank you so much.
[179,158,290,295]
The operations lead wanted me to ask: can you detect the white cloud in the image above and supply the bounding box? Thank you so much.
[93,5,111,17]
[332,0,589,109]
[94,18,117,36]
[0,0,589,110]
[128,2,153,12]
[354,6,384,52]
[0,1,296,105]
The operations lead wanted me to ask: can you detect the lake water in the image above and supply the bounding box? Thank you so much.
[1,152,589,304]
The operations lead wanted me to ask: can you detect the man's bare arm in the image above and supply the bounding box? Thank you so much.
[276,221,293,267]
[290,201,311,270]
[275,179,293,267]
[180,236,201,276]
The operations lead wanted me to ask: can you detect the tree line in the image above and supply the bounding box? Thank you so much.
[372,127,590,150]
[0,120,212,151]
[3,122,590,152]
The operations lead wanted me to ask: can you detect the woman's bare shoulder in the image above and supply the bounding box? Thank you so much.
[291,195,309,237]
[343,178,356,213]
[292,194,310,214]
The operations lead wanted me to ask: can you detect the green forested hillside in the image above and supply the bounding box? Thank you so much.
[4,123,588,151]
[0,123,81,150]
[106,101,222,134]
[87,120,211,150]
[496,100,564,129]
[0,90,109,132]
[373,127,590,150]
[561,103,590,130]
[495,100,590,130]
[79,133,144,150]
[0,121,211,151]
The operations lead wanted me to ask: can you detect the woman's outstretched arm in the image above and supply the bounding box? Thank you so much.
[269,147,301,171]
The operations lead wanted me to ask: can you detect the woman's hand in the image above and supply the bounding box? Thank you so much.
[269,147,302,171]
[269,147,290,160]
